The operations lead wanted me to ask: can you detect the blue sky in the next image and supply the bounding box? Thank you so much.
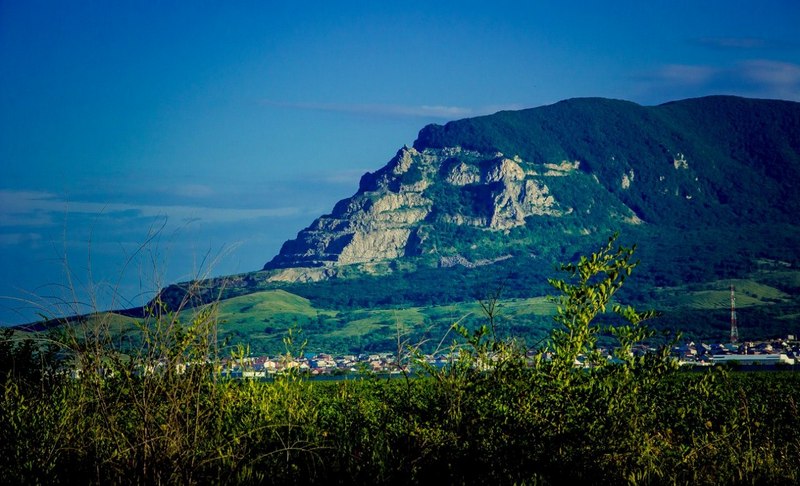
[2,0,800,324]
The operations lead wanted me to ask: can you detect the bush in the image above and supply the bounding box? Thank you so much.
[1,236,799,484]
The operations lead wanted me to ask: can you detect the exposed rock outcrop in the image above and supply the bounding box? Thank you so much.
[485,158,525,183]
[265,144,642,278]
[439,254,514,269]
[444,161,480,185]
[267,147,434,272]
[489,177,564,230]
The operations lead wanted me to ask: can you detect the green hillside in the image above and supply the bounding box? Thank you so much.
[19,96,800,353]
[208,288,557,355]
[193,268,799,356]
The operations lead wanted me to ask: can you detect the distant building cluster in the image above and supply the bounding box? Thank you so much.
[63,337,800,381]
[669,336,799,367]
[221,352,408,378]
[217,336,800,378]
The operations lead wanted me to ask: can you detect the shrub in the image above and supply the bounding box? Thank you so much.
[2,235,799,484]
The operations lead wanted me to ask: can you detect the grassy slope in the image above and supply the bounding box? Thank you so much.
[210,289,557,355]
[656,279,791,310]
[207,269,798,355]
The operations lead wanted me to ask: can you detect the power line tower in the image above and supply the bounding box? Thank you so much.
[730,284,739,344]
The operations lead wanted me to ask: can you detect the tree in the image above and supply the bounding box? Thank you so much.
[546,233,658,369]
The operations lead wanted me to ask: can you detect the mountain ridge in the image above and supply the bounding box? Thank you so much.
[264,95,800,279]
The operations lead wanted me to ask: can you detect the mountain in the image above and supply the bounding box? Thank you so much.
[264,96,800,276]
[264,146,606,273]
[126,96,800,352]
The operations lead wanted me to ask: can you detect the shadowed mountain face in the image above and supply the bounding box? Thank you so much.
[265,96,800,278]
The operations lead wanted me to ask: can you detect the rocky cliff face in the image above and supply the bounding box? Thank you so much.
[264,145,639,276]
[265,147,432,271]
[265,96,800,281]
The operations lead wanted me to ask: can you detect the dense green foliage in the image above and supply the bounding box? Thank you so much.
[3,238,800,484]
[415,96,800,225]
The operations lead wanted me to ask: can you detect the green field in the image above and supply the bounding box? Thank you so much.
[209,289,558,354]
[656,278,791,310]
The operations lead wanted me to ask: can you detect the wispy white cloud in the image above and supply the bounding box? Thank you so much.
[0,190,56,227]
[261,100,525,119]
[649,64,718,86]
[738,59,800,96]
[636,59,800,101]
[0,232,42,247]
[307,169,368,186]
[692,37,769,50]
[169,183,217,198]
[0,189,302,232]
